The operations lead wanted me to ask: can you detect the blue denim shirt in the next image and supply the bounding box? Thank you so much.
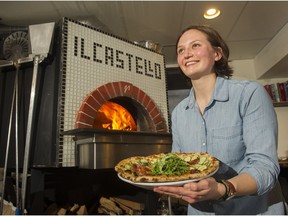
[171,76,286,214]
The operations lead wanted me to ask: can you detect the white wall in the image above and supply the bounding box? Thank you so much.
[275,107,288,159]
[230,59,256,80]
[254,22,288,79]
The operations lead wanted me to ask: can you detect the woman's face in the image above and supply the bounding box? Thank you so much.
[177,29,221,80]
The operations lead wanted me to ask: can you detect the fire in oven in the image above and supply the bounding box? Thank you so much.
[94,99,137,131]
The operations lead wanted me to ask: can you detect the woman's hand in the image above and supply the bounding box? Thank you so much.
[153,177,226,204]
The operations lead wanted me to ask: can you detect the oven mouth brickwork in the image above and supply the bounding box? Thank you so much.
[75,81,168,133]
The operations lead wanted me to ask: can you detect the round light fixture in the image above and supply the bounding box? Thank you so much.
[204,8,221,19]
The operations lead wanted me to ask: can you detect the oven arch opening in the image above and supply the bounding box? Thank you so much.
[94,97,156,132]
[74,81,168,133]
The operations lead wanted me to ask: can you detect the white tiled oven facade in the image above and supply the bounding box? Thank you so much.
[59,18,170,166]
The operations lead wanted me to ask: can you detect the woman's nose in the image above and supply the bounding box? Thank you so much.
[184,48,193,58]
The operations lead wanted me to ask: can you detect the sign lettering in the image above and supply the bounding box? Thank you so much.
[74,36,162,80]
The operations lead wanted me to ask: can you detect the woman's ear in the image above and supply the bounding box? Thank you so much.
[215,47,223,61]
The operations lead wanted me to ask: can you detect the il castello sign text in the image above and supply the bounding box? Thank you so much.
[72,34,163,80]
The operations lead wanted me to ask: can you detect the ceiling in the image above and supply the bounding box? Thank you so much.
[1,1,288,78]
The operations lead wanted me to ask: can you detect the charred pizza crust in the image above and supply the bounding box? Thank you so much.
[115,152,219,183]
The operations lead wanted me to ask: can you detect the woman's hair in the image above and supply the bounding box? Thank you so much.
[176,25,234,79]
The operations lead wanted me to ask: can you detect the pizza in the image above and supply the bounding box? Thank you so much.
[115,152,219,183]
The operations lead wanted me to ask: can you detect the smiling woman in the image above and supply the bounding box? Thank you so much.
[153,25,288,215]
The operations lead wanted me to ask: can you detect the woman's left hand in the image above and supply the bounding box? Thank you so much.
[153,177,224,204]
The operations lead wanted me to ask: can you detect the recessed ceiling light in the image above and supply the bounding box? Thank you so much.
[204,8,221,19]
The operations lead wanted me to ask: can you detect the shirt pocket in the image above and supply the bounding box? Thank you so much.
[211,125,245,164]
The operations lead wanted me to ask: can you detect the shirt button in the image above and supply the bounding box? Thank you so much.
[202,142,206,146]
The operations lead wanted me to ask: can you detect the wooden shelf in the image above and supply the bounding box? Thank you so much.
[273,102,288,107]
[279,159,288,168]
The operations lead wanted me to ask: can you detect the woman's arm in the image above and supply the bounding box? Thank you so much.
[240,82,279,195]
[229,173,257,196]
[153,173,257,204]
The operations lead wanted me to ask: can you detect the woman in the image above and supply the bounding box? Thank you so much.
[153,25,287,214]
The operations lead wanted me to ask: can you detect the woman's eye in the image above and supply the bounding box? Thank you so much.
[177,48,184,54]
[192,43,200,48]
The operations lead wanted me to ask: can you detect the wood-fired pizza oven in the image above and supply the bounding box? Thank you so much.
[60,18,172,168]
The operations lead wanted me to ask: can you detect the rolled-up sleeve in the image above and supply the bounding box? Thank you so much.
[241,82,280,195]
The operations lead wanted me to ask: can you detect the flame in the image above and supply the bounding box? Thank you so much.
[93,101,137,131]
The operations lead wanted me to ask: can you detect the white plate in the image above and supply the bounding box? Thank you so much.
[117,167,219,190]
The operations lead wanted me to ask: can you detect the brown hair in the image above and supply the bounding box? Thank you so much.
[176,25,233,78]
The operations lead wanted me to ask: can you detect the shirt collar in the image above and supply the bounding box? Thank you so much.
[185,76,229,110]
[213,76,229,102]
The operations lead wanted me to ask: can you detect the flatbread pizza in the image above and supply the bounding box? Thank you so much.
[115,152,219,183]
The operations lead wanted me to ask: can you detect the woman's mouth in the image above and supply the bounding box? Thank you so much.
[185,60,199,67]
